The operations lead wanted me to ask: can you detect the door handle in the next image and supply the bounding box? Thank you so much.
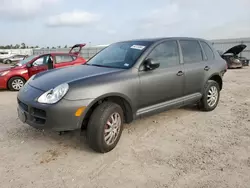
[204,66,210,71]
[176,71,184,76]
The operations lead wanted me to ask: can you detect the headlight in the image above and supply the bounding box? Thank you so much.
[0,71,9,76]
[37,83,69,104]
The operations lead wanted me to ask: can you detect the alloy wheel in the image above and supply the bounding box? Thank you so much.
[104,112,122,146]
[207,86,218,107]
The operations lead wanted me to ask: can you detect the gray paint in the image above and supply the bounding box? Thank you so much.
[17,37,227,131]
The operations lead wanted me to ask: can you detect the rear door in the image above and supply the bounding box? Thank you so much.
[179,39,207,96]
[28,55,50,76]
[53,54,75,68]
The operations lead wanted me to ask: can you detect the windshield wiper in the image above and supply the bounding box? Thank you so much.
[87,64,113,68]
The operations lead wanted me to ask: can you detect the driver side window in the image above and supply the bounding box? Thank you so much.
[147,40,180,69]
[32,55,49,67]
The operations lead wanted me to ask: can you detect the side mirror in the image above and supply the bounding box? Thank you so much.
[26,64,32,68]
[144,58,160,71]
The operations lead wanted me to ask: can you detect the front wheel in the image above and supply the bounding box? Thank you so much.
[87,102,124,153]
[8,77,26,91]
[199,80,220,111]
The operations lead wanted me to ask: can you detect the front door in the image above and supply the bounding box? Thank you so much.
[28,55,50,77]
[138,40,184,111]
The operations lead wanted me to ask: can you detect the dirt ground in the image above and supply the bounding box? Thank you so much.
[0,67,250,188]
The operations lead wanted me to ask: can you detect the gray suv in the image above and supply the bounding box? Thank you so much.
[17,37,227,153]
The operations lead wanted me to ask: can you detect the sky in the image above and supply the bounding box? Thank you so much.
[0,0,250,47]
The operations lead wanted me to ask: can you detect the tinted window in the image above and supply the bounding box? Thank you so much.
[180,40,203,63]
[33,55,50,67]
[200,41,214,60]
[55,55,73,64]
[147,40,180,68]
[86,41,152,69]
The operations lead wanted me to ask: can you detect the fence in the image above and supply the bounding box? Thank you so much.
[1,38,250,60]
[211,38,250,59]
[33,46,106,60]
[33,38,250,60]
[0,49,33,56]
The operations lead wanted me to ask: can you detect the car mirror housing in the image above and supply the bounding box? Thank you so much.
[144,58,160,71]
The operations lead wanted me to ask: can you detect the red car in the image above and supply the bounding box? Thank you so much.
[0,44,87,91]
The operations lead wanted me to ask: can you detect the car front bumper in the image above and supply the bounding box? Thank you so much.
[17,83,94,131]
[0,76,7,89]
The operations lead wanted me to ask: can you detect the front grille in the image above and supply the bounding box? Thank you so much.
[18,99,47,125]
[31,107,46,119]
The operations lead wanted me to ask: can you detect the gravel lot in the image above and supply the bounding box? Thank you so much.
[0,67,250,188]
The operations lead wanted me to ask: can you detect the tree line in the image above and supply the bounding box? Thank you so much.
[0,43,69,49]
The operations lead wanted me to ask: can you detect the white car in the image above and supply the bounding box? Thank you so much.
[2,54,28,64]
[0,52,12,60]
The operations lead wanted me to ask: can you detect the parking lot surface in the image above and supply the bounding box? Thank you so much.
[0,68,250,188]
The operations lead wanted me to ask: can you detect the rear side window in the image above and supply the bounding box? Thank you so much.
[179,40,203,63]
[200,41,215,60]
[147,40,180,68]
[55,55,73,64]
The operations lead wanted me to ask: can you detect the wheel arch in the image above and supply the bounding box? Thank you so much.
[7,75,27,89]
[207,74,223,90]
[81,93,134,129]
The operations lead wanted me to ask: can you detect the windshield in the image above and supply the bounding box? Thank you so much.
[17,55,39,66]
[86,41,152,69]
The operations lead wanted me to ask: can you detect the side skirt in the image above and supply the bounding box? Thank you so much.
[135,93,202,119]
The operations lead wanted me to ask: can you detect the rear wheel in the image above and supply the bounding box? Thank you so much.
[199,80,220,111]
[8,77,26,91]
[87,101,124,153]
[4,59,12,64]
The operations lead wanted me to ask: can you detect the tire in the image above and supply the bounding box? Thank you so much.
[87,101,124,153]
[8,77,26,91]
[4,59,11,64]
[199,80,220,111]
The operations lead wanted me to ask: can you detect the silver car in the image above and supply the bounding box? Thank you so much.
[3,54,28,64]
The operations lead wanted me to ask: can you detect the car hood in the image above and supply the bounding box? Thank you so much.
[0,65,12,72]
[29,65,124,91]
[0,64,25,72]
[223,44,247,55]
[0,67,10,72]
